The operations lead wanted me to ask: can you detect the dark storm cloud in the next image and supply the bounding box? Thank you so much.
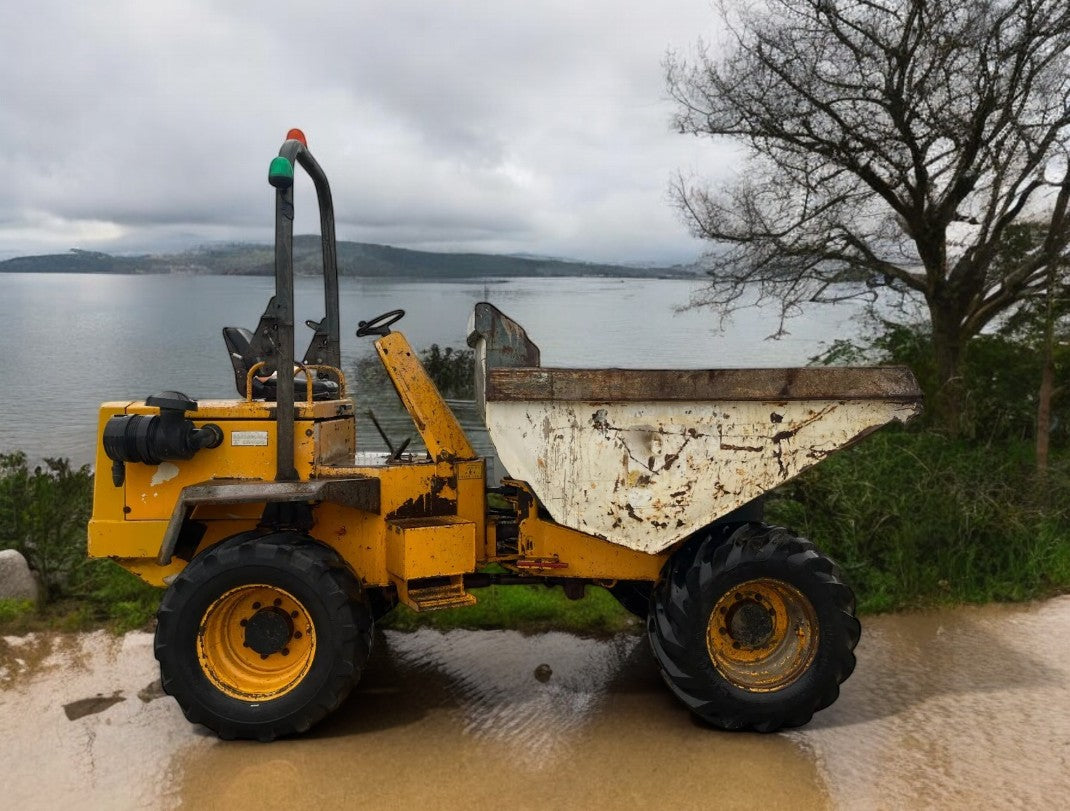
[0,1,732,263]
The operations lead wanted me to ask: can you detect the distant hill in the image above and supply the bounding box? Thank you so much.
[0,239,699,279]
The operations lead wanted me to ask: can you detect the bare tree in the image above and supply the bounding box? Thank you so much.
[668,0,1070,432]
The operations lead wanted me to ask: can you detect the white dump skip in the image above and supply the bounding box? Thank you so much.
[486,398,919,554]
[468,302,924,555]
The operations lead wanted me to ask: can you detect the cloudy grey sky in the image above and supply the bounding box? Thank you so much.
[0,1,732,265]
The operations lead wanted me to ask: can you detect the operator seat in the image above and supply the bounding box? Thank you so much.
[223,327,338,401]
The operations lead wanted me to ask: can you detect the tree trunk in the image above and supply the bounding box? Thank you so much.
[1036,279,1056,479]
[1036,349,1053,478]
[929,302,966,436]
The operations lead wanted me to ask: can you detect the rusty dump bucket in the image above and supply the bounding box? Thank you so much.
[468,303,922,554]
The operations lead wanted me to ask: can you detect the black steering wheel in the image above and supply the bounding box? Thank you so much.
[355,309,405,337]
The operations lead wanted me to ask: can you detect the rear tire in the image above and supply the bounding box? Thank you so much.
[155,532,372,741]
[648,523,859,732]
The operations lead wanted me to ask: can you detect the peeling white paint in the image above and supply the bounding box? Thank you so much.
[486,398,921,554]
[150,462,180,487]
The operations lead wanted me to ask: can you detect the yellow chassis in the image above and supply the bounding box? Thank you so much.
[89,330,667,608]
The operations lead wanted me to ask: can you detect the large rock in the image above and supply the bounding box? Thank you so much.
[0,549,40,603]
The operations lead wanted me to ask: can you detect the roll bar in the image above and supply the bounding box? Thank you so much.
[267,130,342,481]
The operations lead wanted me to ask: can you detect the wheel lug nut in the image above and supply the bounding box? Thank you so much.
[281,648,290,656]
[252,602,261,610]
[291,610,299,618]
[260,654,268,660]
[719,627,727,635]
[293,631,303,639]
[240,619,247,626]
[273,598,282,607]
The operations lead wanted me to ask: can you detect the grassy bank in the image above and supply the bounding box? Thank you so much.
[768,431,1070,612]
[0,563,161,635]
[0,452,161,634]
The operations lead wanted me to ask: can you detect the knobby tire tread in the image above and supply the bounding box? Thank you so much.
[648,523,859,732]
[155,531,372,741]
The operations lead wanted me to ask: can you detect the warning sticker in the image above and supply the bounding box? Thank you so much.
[231,431,269,447]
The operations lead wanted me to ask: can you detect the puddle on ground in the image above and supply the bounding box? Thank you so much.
[0,634,60,688]
[172,629,829,809]
[791,598,1070,809]
[1,597,1068,810]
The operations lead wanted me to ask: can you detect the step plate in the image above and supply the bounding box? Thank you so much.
[399,581,477,612]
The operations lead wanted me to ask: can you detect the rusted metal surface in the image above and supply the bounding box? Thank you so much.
[467,302,541,369]
[507,478,667,580]
[467,301,541,420]
[385,471,458,520]
[486,366,922,402]
[376,331,476,463]
[470,303,923,555]
[485,398,921,554]
[705,578,819,692]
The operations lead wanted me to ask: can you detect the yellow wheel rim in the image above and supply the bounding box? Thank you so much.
[198,584,316,701]
[706,578,818,692]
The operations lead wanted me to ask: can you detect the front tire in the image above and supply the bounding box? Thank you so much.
[155,532,372,741]
[648,523,859,732]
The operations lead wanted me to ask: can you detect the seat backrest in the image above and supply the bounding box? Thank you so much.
[223,327,257,397]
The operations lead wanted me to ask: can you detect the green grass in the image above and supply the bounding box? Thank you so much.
[378,584,641,636]
[0,562,160,635]
[78,560,162,632]
[0,599,35,625]
[0,569,642,637]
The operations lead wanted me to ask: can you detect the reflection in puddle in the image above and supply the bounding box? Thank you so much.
[2,598,1068,810]
[170,629,829,810]
[386,630,639,762]
[793,597,1070,809]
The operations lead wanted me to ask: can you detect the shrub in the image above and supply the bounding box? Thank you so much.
[352,344,475,399]
[418,344,474,398]
[0,452,93,599]
[0,599,34,624]
[0,452,159,629]
[767,431,1070,611]
[816,321,1070,444]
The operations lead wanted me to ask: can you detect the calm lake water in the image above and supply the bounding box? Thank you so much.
[0,273,865,467]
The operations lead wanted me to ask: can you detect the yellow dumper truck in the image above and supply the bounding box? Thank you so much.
[88,131,922,740]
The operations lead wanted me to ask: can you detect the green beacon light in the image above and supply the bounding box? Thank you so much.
[268,156,294,189]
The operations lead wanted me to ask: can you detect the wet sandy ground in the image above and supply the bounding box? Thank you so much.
[1,596,1068,810]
